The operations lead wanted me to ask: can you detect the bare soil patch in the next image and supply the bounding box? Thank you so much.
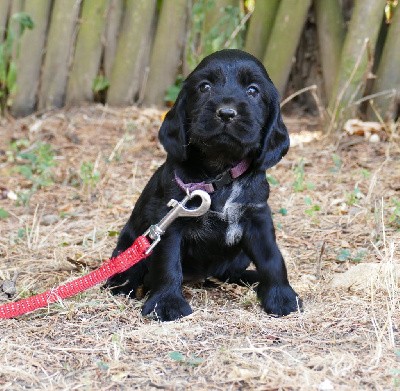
[0,106,399,390]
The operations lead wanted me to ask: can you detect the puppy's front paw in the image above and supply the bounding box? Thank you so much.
[258,283,302,316]
[142,292,192,321]
[103,261,148,297]
[103,273,132,296]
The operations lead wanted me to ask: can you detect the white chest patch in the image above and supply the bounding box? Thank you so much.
[221,182,244,246]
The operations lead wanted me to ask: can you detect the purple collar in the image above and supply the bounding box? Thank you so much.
[174,159,251,194]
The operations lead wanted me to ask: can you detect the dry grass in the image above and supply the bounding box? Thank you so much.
[0,106,399,390]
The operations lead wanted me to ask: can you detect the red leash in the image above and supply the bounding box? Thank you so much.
[0,190,211,319]
[0,236,151,319]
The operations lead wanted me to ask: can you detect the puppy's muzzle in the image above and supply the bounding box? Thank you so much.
[217,107,237,123]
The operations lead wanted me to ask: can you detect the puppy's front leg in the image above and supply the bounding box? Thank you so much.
[141,230,192,321]
[243,208,301,316]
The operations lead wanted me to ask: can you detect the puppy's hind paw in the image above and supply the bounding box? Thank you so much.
[142,293,192,322]
[258,284,302,317]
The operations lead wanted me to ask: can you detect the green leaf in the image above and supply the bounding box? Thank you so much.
[164,75,184,103]
[330,153,342,172]
[266,174,279,186]
[169,351,185,362]
[337,249,351,262]
[278,208,288,216]
[17,227,26,239]
[97,361,109,371]
[18,150,36,162]
[360,169,371,179]
[11,12,35,34]
[17,165,33,179]
[80,161,100,187]
[168,351,203,366]
[305,204,320,216]
[92,75,110,93]
[108,230,120,237]
[164,84,181,103]
[0,208,9,219]
[352,249,367,262]
[186,355,204,366]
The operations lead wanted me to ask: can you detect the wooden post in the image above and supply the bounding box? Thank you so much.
[368,7,400,121]
[9,0,23,60]
[143,0,188,106]
[38,0,81,110]
[262,0,312,97]
[106,0,156,106]
[314,0,345,102]
[328,0,386,127]
[66,0,109,105]
[104,0,123,79]
[244,0,279,61]
[11,0,52,117]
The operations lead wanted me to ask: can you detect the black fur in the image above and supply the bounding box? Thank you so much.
[104,49,301,321]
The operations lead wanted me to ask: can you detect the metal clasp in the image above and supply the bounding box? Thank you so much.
[143,189,211,254]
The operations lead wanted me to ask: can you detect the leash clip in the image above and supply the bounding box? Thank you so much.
[143,189,211,254]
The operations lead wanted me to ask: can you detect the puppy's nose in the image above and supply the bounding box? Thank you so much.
[217,107,237,122]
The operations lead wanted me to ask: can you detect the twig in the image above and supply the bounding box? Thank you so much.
[280,85,318,108]
[315,241,325,279]
[353,89,397,107]
[224,11,253,49]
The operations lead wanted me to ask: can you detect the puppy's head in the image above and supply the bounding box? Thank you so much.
[159,49,289,169]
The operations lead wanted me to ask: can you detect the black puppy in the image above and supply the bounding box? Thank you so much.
[105,49,301,321]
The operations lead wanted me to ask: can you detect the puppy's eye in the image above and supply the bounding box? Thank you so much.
[199,82,211,93]
[247,85,259,97]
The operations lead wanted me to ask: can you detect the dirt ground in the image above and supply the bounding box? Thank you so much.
[0,106,399,390]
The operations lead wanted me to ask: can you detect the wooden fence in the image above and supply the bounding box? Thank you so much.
[0,0,399,126]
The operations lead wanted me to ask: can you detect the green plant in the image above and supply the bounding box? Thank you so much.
[9,141,56,205]
[388,197,400,229]
[293,159,314,192]
[17,143,56,186]
[346,185,363,206]
[164,75,184,103]
[0,12,34,111]
[186,0,245,72]
[79,161,100,191]
[166,1,245,103]
[360,168,371,179]
[169,351,203,366]
[92,74,109,93]
[278,207,288,216]
[336,248,367,262]
[6,138,30,161]
[330,153,342,172]
[17,227,27,240]
[0,208,9,219]
[266,173,279,186]
[337,248,351,262]
[304,196,320,217]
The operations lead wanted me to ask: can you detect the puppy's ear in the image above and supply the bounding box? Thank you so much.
[159,87,187,162]
[256,93,290,170]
